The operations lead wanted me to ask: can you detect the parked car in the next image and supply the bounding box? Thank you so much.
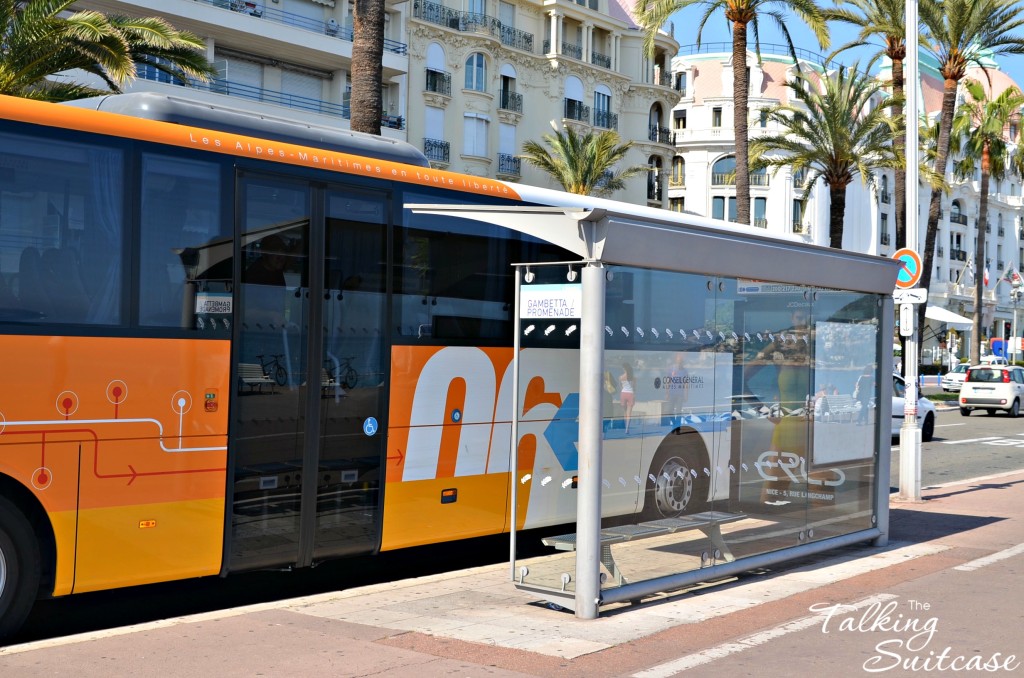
[959,365,1024,416]
[892,374,936,441]
[980,355,1009,365]
[941,363,970,392]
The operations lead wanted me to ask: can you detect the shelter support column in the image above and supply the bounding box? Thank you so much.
[575,261,605,619]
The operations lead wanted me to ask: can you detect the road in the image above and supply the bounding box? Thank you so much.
[11,400,1022,647]
[891,389,1024,489]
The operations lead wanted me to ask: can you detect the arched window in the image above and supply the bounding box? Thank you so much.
[951,200,963,223]
[427,42,446,70]
[465,53,486,92]
[564,76,586,122]
[594,85,613,129]
[712,156,736,185]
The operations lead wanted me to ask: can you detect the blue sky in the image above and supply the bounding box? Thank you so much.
[667,6,1024,87]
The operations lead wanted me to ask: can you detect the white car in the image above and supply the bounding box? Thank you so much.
[959,365,1024,417]
[980,355,1009,365]
[941,363,969,392]
[892,374,936,441]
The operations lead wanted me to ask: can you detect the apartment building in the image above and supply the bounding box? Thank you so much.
[73,0,679,204]
[669,45,1024,363]
[404,0,679,205]
[75,0,410,139]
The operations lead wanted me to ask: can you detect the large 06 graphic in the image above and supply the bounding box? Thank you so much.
[382,346,732,550]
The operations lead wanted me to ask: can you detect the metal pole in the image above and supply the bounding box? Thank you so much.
[1013,293,1019,363]
[509,267,522,580]
[575,261,606,619]
[899,0,923,502]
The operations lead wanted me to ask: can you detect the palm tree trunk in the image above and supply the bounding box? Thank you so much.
[732,21,751,226]
[917,80,959,347]
[972,144,991,364]
[350,0,385,135]
[891,57,906,249]
[828,182,848,249]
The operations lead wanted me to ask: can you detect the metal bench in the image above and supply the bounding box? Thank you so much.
[238,363,276,393]
[542,511,746,585]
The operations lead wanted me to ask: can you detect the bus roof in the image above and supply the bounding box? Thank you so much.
[62,92,430,168]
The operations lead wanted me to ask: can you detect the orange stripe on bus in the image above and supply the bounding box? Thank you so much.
[0,95,522,201]
[436,377,467,478]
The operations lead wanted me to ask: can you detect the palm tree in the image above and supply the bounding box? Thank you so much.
[0,0,213,102]
[916,0,1024,339]
[349,0,385,135]
[519,124,649,197]
[636,0,829,225]
[748,64,902,248]
[825,0,920,249]
[949,80,1024,363]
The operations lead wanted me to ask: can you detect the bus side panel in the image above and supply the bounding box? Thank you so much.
[0,336,229,594]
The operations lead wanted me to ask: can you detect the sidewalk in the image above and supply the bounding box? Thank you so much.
[2,470,1022,677]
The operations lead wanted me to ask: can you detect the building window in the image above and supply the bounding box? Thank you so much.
[792,199,804,232]
[753,197,767,227]
[670,198,684,212]
[759,108,768,128]
[674,110,686,130]
[712,107,722,127]
[463,113,489,156]
[465,53,486,92]
[713,196,736,222]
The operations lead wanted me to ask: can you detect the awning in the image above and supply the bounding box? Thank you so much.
[925,305,973,329]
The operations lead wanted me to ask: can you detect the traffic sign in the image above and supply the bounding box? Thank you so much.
[899,303,914,336]
[893,248,923,289]
[894,288,928,304]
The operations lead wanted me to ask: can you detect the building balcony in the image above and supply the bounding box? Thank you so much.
[951,249,968,261]
[413,1,533,52]
[198,0,407,54]
[950,213,968,225]
[592,51,611,69]
[498,153,521,177]
[750,173,770,187]
[880,190,891,204]
[999,226,1006,237]
[499,89,523,113]
[793,220,806,234]
[712,173,734,186]
[425,68,451,96]
[753,218,768,228]
[881,232,890,246]
[938,246,945,258]
[544,40,583,60]
[423,138,450,164]
[564,99,590,124]
[648,124,672,144]
[593,110,618,131]
[669,176,684,188]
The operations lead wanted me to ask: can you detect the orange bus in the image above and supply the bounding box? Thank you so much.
[0,93,894,638]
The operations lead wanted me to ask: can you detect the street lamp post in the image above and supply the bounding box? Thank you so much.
[1013,289,1021,363]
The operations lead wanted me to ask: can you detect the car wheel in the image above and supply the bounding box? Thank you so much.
[960,407,971,417]
[921,413,935,442]
[1010,400,1020,418]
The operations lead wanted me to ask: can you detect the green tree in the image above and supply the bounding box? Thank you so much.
[948,80,1024,363]
[916,0,1024,340]
[0,0,213,102]
[349,0,385,135]
[636,0,829,225]
[825,0,920,249]
[519,124,648,197]
[749,64,902,248]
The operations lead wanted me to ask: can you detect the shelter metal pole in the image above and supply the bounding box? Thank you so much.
[575,261,605,619]
[899,0,923,502]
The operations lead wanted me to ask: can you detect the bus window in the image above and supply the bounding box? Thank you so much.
[139,155,228,332]
[0,132,124,325]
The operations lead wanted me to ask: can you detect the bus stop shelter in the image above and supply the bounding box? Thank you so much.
[411,204,901,619]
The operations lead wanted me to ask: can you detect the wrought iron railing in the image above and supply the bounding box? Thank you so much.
[413,1,533,52]
[425,68,451,95]
[950,213,968,225]
[593,110,618,130]
[498,153,521,176]
[423,138,450,163]
[199,0,407,54]
[881,190,891,204]
[498,89,522,112]
[564,99,590,123]
[648,125,671,144]
[592,51,611,68]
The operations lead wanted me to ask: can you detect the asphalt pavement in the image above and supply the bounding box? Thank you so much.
[2,465,1021,677]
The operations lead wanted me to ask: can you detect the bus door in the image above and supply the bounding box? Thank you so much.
[229,173,387,571]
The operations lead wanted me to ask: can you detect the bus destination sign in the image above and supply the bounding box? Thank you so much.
[520,283,582,319]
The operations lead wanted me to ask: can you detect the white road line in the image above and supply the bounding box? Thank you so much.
[935,423,966,428]
[941,436,1003,445]
[631,594,899,678]
[954,543,1024,572]
[924,468,1024,489]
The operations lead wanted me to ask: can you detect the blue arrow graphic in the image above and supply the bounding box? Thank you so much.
[543,393,579,472]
